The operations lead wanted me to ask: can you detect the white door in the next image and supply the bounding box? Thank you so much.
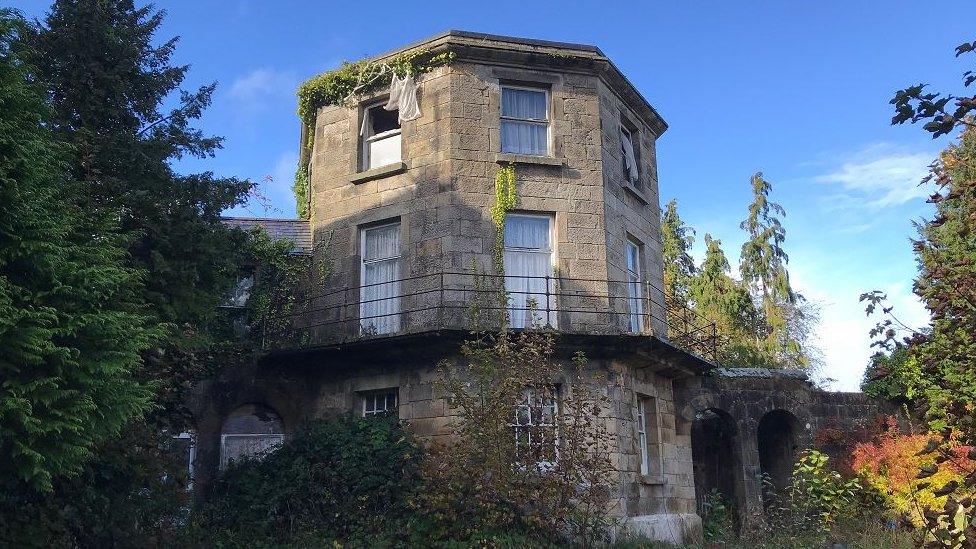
[361,222,400,334]
[504,214,555,328]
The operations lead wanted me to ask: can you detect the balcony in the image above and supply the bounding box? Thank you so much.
[261,271,718,363]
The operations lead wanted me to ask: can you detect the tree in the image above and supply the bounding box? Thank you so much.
[661,198,697,304]
[689,235,767,365]
[31,0,253,335]
[0,8,156,491]
[890,39,976,138]
[739,172,809,367]
[860,38,976,548]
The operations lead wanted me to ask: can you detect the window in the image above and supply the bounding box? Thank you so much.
[360,222,401,334]
[620,124,641,188]
[361,389,399,418]
[500,86,549,156]
[361,102,401,170]
[625,238,644,333]
[513,387,559,463]
[637,395,662,476]
[503,214,556,328]
[171,431,196,489]
[220,404,284,470]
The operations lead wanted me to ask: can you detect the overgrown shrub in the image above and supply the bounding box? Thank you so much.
[852,423,974,527]
[186,416,421,547]
[416,329,617,547]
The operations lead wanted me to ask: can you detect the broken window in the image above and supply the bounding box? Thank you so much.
[361,389,399,418]
[362,102,402,170]
[500,86,549,156]
[620,123,641,188]
[360,221,401,335]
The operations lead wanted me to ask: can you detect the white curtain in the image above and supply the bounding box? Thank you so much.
[504,216,554,328]
[621,130,639,183]
[361,224,400,334]
[384,73,421,123]
[626,241,643,332]
[501,88,547,155]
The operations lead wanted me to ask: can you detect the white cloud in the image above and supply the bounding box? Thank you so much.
[814,143,935,209]
[788,264,929,392]
[228,68,296,110]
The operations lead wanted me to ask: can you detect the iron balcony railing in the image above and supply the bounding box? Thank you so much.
[261,271,718,362]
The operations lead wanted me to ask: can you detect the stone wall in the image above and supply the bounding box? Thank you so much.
[674,368,897,525]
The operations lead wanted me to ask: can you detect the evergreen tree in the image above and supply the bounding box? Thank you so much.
[0,9,155,491]
[738,172,808,366]
[31,0,253,335]
[689,235,766,365]
[660,199,696,304]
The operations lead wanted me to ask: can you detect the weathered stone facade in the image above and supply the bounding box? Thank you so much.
[193,31,890,546]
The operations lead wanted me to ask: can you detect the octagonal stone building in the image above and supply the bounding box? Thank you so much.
[194,31,728,544]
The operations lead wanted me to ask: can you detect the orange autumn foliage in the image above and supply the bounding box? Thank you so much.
[851,419,974,526]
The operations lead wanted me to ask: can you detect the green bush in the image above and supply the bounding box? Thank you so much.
[187,416,421,547]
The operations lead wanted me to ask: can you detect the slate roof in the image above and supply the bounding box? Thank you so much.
[221,217,312,254]
[714,367,809,380]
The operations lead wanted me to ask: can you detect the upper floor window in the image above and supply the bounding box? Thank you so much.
[360,221,401,335]
[361,389,399,418]
[361,102,401,170]
[620,123,641,189]
[637,395,662,476]
[504,214,556,328]
[500,86,549,156]
[625,238,644,333]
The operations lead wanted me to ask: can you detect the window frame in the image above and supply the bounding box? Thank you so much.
[503,213,557,328]
[360,388,399,418]
[360,100,402,171]
[512,385,560,467]
[499,85,551,157]
[620,122,642,190]
[636,394,662,477]
[625,237,645,333]
[359,220,402,334]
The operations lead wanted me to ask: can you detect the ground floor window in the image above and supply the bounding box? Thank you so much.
[361,389,399,418]
[512,387,559,463]
[637,395,662,476]
[220,404,285,470]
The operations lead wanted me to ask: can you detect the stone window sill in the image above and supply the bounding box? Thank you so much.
[623,182,650,205]
[348,162,407,184]
[640,474,666,486]
[495,153,564,167]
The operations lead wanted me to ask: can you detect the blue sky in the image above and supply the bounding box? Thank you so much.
[15,1,973,390]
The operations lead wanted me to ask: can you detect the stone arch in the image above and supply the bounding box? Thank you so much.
[756,408,801,496]
[219,403,285,469]
[691,407,744,527]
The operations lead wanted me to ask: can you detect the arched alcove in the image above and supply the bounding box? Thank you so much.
[757,409,800,496]
[691,408,742,527]
[220,403,285,469]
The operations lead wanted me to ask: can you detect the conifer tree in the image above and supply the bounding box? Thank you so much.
[661,199,696,304]
[0,9,155,491]
[31,0,253,336]
[689,235,766,365]
[738,172,807,366]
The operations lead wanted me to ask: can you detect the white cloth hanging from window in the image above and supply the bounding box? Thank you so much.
[384,73,421,123]
[621,130,639,183]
